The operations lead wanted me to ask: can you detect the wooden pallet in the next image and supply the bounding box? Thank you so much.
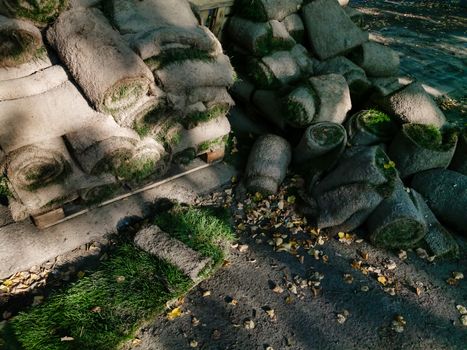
[190,0,234,39]
[31,151,224,229]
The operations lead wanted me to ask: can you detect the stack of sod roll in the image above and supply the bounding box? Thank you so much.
[0,0,236,223]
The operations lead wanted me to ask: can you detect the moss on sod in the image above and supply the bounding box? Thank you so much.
[183,105,229,129]
[0,176,11,198]
[360,109,396,136]
[405,124,458,152]
[144,48,212,71]
[4,0,67,25]
[4,205,234,350]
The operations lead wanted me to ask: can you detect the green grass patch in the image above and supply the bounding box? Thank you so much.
[197,135,229,154]
[359,109,397,137]
[247,58,280,89]
[8,0,67,25]
[183,105,229,129]
[405,124,457,151]
[3,244,191,350]
[24,162,72,192]
[0,176,11,198]
[3,205,234,350]
[155,205,235,274]
[144,48,212,71]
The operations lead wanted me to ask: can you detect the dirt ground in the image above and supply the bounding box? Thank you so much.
[125,2,467,349]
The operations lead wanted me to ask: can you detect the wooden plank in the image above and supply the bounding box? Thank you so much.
[190,0,234,11]
[201,147,225,164]
[32,208,65,229]
[35,158,214,229]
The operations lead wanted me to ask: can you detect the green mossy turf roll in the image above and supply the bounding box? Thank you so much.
[226,17,295,57]
[348,41,400,77]
[282,84,317,128]
[346,109,398,146]
[294,122,347,167]
[311,146,397,231]
[367,179,426,249]
[450,129,467,175]
[411,169,467,235]
[0,0,67,26]
[0,15,44,67]
[245,134,291,195]
[388,123,458,179]
[411,189,459,258]
[47,8,157,123]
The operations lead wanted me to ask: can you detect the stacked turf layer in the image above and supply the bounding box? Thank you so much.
[0,0,67,26]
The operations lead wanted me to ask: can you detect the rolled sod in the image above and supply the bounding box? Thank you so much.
[5,138,71,192]
[0,65,68,101]
[281,84,317,128]
[110,0,221,60]
[0,54,51,81]
[47,8,158,122]
[314,56,371,101]
[301,0,368,60]
[248,49,306,89]
[388,123,458,179]
[233,0,302,22]
[226,17,295,57]
[314,182,384,231]
[450,129,467,175]
[293,122,347,166]
[245,134,291,195]
[0,0,67,26]
[0,15,44,67]
[411,169,467,235]
[173,115,231,155]
[281,13,305,43]
[0,81,103,153]
[308,74,352,124]
[411,189,459,258]
[2,138,100,216]
[345,109,398,146]
[377,82,446,127]
[65,115,140,176]
[367,179,426,249]
[312,146,397,197]
[135,225,212,281]
[348,41,400,77]
[154,54,235,93]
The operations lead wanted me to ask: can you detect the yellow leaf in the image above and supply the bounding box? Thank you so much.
[287,196,296,204]
[167,307,183,320]
[377,276,387,286]
[77,271,85,279]
[338,232,345,239]
[2,279,13,287]
[384,161,396,169]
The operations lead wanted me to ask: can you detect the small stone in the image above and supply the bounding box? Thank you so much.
[243,319,255,330]
[211,329,221,340]
[336,313,347,324]
[238,244,249,253]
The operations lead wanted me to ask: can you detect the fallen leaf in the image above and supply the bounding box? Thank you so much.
[452,272,464,280]
[132,338,142,346]
[377,276,388,286]
[60,336,74,342]
[243,319,255,329]
[461,315,467,326]
[343,274,354,284]
[115,276,125,283]
[166,307,183,320]
[77,271,85,279]
[287,196,296,204]
[336,313,346,324]
[191,316,200,326]
[190,340,198,348]
[202,290,211,297]
[361,285,369,292]
[272,285,284,294]
[456,305,467,315]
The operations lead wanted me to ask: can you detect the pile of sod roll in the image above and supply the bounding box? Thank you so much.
[0,0,235,222]
[238,0,466,258]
